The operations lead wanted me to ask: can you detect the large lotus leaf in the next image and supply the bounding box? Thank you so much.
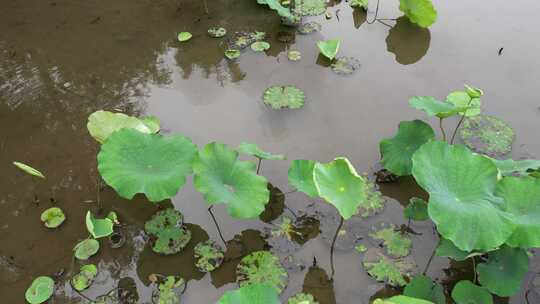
[237,142,286,160]
[287,292,319,304]
[296,0,326,16]
[236,251,288,293]
[98,128,197,202]
[40,207,66,228]
[362,248,415,287]
[495,176,540,247]
[25,276,54,304]
[398,0,437,28]
[409,96,466,118]
[459,115,515,158]
[380,120,435,176]
[263,85,305,110]
[13,161,45,179]
[74,239,100,260]
[412,141,514,251]
[491,158,540,177]
[403,197,428,221]
[87,110,155,143]
[86,211,114,239]
[451,280,493,304]
[446,91,481,117]
[317,39,340,60]
[313,157,367,219]
[217,283,280,304]
[288,159,318,198]
[144,208,191,255]
[370,225,412,258]
[71,264,98,291]
[403,275,445,304]
[374,296,434,304]
[193,142,270,219]
[477,246,529,296]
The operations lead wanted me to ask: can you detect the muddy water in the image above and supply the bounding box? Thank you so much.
[1,0,540,303]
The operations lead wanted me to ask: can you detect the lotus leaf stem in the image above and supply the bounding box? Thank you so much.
[256,158,262,174]
[450,96,474,144]
[422,245,437,275]
[366,0,381,24]
[285,206,298,219]
[208,206,227,245]
[330,216,344,279]
[439,118,447,142]
[472,257,477,284]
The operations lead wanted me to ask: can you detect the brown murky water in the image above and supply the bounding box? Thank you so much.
[1,0,540,303]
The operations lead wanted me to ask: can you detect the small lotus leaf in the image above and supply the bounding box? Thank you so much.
[412,141,514,251]
[403,275,445,304]
[288,160,318,198]
[217,283,280,304]
[296,0,326,16]
[460,114,515,158]
[370,225,412,258]
[194,240,224,273]
[398,0,437,28]
[144,208,191,254]
[350,0,369,9]
[374,296,434,304]
[297,22,322,34]
[317,39,340,60]
[251,41,270,52]
[98,128,197,202]
[359,180,385,217]
[107,211,119,225]
[263,85,305,109]
[403,197,428,221]
[380,120,435,176]
[40,207,66,228]
[477,246,529,296]
[464,84,484,98]
[288,293,319,304]
[237,251,288,293]
[287,50,302,61]
[87,110,154,143]
[225,49,241,60]
[193,142,270,219]
[13,161,45,179]
[446,91,481,117]
[362,248,414,287]
[154,276,184,304]
[237,142,285,160]
[74,239,100,260]
[71,264,98,291]
[208,27,227,38]
[330,56,361,75]
[451,280,493,304]
[434,238,482,261]
[86,211,114,239]
[491,158,540,177]
[409,96,467,118]
[25,276,54,304]
[177,32,192,42]
[141,116,161,133]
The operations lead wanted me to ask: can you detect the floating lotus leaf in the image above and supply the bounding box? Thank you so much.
[25,276,54,304]
[362,248,415,287]
[287,50,302,61]
[380,120,435,176]
[40,207,65,228]
[331,56,361,75]
[477,246,529,296]
[374,296,434,304]
[370,225,412,258]
[144,208,191,254]
[98,128,197,202]
[317,39,340,60]
[228,31,263,50]
[251,41,270,52]
[495,176,540,247]
[409,96,467,118]
[263,85,305,109]
[460,115,515,158]
[177,32,192,42]
[314,157,367,219]
[71,264,98,291]
[193,142,270,219]
[288,292,319,304]
[451,280,493,304]
[237,251,288,293]
[446,91,481,117]
[398,0,437,28]
[297,22,322,34]
[194,240,224,273]
[403,275,445,304]
[237,142,286,160]
[217,283,280,304]
[350,0,369,9]
[434,238,481,262]
[403,197,428,221]
[288,160,318,198]
[153,276,184,304]
[412,141,514,251]
[296,0,326,16]
[74,239,100,260]
[87,110,155,143]
[13,161,45,179]
[225,49,241,60]
[141,116,161,133]
[86,211,114,239]
[359,180,385,217]
[208,27,227,38]
[491,158,540,177]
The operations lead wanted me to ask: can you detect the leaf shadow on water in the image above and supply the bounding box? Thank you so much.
[302,262,337,304]
[386,16,431,65]
[352,9,367,29]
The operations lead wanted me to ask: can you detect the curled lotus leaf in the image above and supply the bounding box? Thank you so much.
[98,128,197,202]
[145,208,191,254]
[71,264,98,291]
[40,207,66,228]
[398,0,437,28]
[330,56,361,75]
[409,96,467,118]
[13,161,45,179]
[153,276,185,304]
[237,142,285,160]
[317,39,340,60]
[74,239,100,260]
[403,197,428,221]
[459,114,515,158]
[297,21,322,34]
[451,280,493,304]
[251,41,271,52]
[224,49,241,60]
[490,158,540,177]
[403,275,445,304]
[237,251,288,293]
[25,276,54,304]
[287,292,319,304]
[465,84,484,98]
[412,141,514,251]
[477,246,529,297]
[208,27,227,38]
[194,240,225,273]
[263,85,305,109]
[87,110,156,143]
[287,50,302,61]
[362,248,415,287]
[86,211,114,239]
[288,159,318,198]
[370,225,412,258]
[177,32,192,42]
[296,0,326,16]
[446,91,481,117]
[217,283,280,304]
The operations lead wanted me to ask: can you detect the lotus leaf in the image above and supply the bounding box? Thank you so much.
[403,197,428,221]
[263,85,305,109]
[287,50,302,61]
[194,240,224,272]
[370,225,412,258]
[40,207,66,228]
[495,176,540,247]
[251,41,270,52]
[446,91,481,117]
[288,159,318,198]
[435,238,473,262]
[359,180,385,217]
[236,251,288,293]
[330,56,361,75]
[350,0,369,9]
[74,239,100,260]
[362,249,414,287]
[477,245,528,296]
[217,283,280,304]
[86,211,114,239]
[144,208,191,254]
[296,0,326,16]
[225,49,241,60]
[237,142,285,160]
[177,32,192,42]
[451,280,493,304]
[380,120,435,176]
[193,142,270,219]
[71,264,98,291]
[107,211,119,225]
[464,84,484,98]
[355,244,367,253]
[411,141,514,251]
[260,0,294,20]
[491,158,540,177]
[317,39,340,60]
[409,96,467,118]
[154,276,184,304]
[288,292,319,304]
[297,22,321,34]
[98,128,197,202]
[25,276,54,304]
[459,115,515,158]
[141,116,161,133]
[374,296,434,304]
[13,161,45,179]
[208,27,227,38]
[398,0,437,28]
[87,110,155,143]
[403,275,445,304]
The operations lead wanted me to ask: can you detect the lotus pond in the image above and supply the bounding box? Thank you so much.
[1,0,540,303]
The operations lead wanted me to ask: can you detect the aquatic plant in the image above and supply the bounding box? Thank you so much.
[288,159,318,197]
[194,240,224,272]
[287,50,302,61]
[177,32,192,42]
[370,225,412,258]
[398,0,437,28]
[224,49,241,60]
[434,238,481,262]
[237,142,286,161]
[451,280,493,304]
[13,161,45,179]
[403,275,445,304]
[217,283,280,304]
[86,211,114,239]
[287,292,319,304]
[25,276,54,304]
[71,264,98,291]
[362,249,414,287]
[490,158,540,176]
[316,39,340,60]
[330,56,361,75]
[251,41,271,52]
[476,246,529,296]
[153,276,184,304]
[87,110,158,143]
[40,207,65,228]
[208,27,227,38]
[359,180,385,217]
[459,114,515,158]
[296,0,326,16]
[236,251,288,293]
[403,197,428,221]
[350,0,369,9]
[263,85,305,109]
[144,208,191,255]
[373,295,434,304]
[74,239,100,260]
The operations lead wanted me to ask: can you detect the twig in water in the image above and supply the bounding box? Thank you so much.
[208,206,226,245]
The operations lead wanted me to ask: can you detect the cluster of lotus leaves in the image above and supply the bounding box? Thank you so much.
[398,0,437,28]
[144,208,192,255]
[217,283,280,304]
[236,251,288,293]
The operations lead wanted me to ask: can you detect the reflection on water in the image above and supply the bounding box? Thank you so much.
[386,16,431,65]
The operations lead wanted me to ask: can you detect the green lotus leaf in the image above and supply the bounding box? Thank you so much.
[403,275,445,304]
[491,158,540,177]
[380,120,435,176]
[350,0,369,10]
[217,283,280,304]
[370,225,412,258]
[464,84,484,98]
[208,27,227,38]
[359,180,385,217]
[71,264,98,291]
[177,31,192,42]
[288,159,318,198]
[296,0,326,16]
[288,292,319,304]
[477,246,529,296]
[446,91,481,117]
[154,276,184,304]
[459,114,515,158]
[225,49,241,60]
[314,157,367,219]
[435,238,475,262]
[263,85,305,109]
[297,22,321,34]
[87,110,154,143]
[144,208,191,254]
[495,176,540,247]
[260,0,294,20]
[317,39,340,60]
[374,296,434,304]
[412,141,514,251]
[237,142,286,160]
[398,0,437,28]
[141,116,161,133]
[194,240,224,273]
[107,211,119,225]
[330,56,361,75]
[288,50,302,61]
[409,96,466,118]
[40,207,66,228]
[193,142,270,219]
[25,276,54,304]
[237,251,288,293]
[451,280,493,304]
[86,211,114,239]
[98,128,197,202]
[74,239,100,260]
[13,161,45,179]
[251,41,270,52]
[403,197,428,221]
[362,249,414,287]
